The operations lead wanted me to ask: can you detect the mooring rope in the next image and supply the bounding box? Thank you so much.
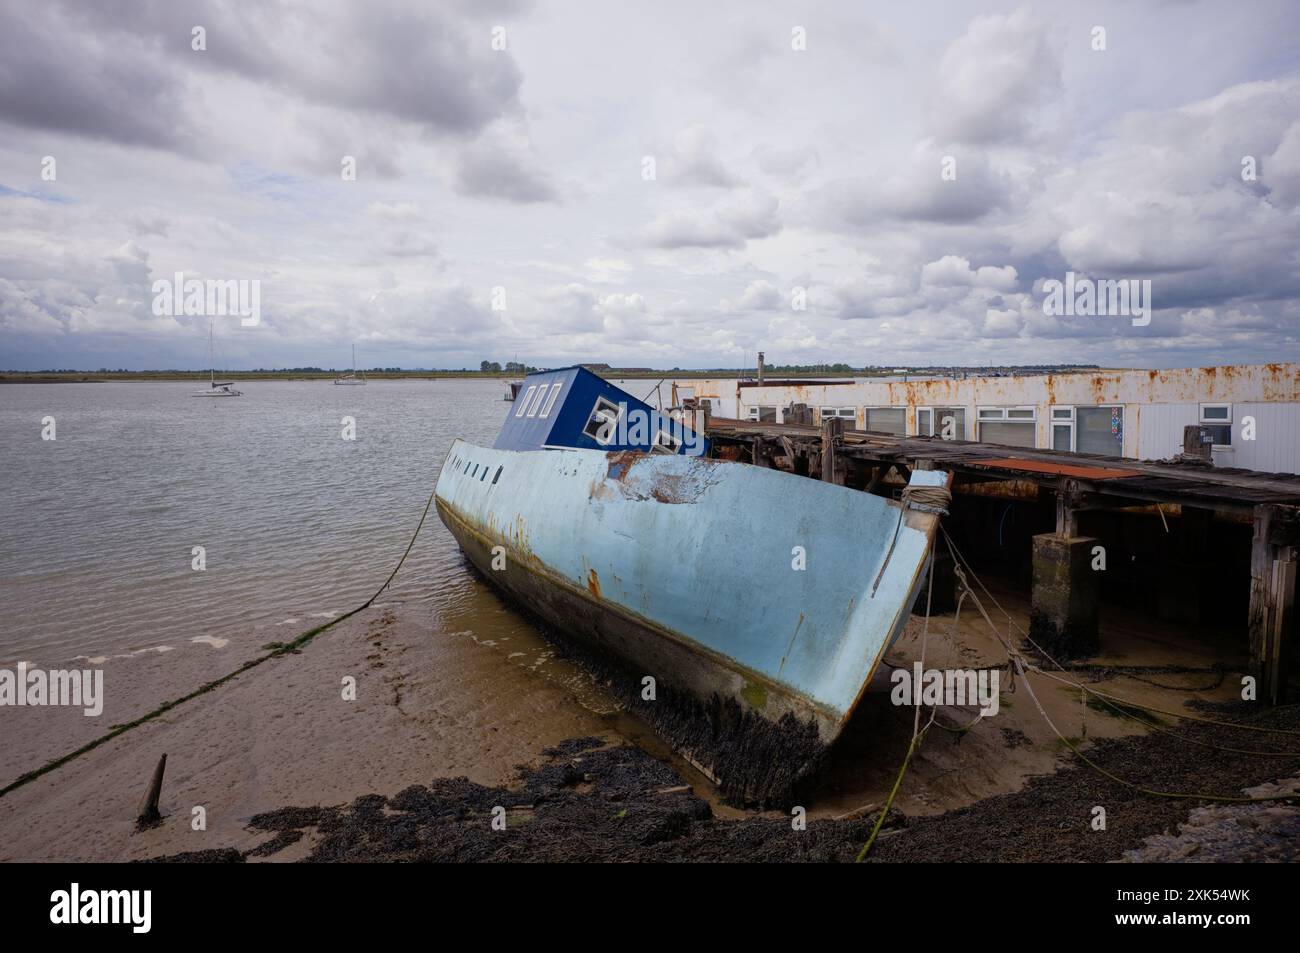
[0,480,439,800]
[856,554,938,863]
[939,527,1300,803]
[940,526,1300,737]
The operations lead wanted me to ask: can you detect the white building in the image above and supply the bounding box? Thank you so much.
[673,363,1300,474]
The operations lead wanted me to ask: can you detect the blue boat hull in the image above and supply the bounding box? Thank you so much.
[435,440,946,797]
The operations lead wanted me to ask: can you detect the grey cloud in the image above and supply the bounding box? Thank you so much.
[1,0,525,151]
[931,6,1062,146]
[644,190,781,249]
[453,129,557,203]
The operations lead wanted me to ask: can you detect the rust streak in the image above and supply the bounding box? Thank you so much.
[587,568,602,599]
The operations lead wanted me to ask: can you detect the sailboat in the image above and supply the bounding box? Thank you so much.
[193,320,243,397]
[334,344,366,385]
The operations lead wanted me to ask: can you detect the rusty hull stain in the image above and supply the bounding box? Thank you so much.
[587,568,602,599]
[605,450,642,482]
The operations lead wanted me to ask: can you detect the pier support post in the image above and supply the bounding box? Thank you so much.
[1030,534,1100,659]
[1249,504,1299,705]
[820,417,845,485]
[1030,484,1098,658]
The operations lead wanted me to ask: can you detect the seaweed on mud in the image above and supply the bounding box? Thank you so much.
[461,560,829,808]
[140,694,1300,862]
[145,739,879,863]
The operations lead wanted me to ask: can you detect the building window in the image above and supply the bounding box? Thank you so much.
[746,405,778,423]
[1050,406,1075,451]
[1200,404,1232,446]
[977,407,1036,448]
[539,381,563,417]
[515,385,536,417]
[819,407,855,420]
[583,397,623,445]
[863,407,906,435]
[916,408,932,436]
[1076,406,1123,455]
[917,407,965,440]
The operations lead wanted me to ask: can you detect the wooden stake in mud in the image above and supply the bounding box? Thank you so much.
[136,754,167,828]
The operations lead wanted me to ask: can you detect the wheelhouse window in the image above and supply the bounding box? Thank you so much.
[515,385,536,417]
[651,429,681,454]
[539,381,563,418]
[746,405,778,423]
[525,384,548,417]
[1076,406,1124,455]
[977,407,1036,448]
[583,397,623,445]
[1200,404,1232,447]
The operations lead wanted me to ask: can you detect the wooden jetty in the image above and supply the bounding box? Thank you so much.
[706,414,1300,704]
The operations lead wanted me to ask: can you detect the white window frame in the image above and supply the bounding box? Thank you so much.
[515,385,536,417]
[539,381,563,418]
[583,396,623,445]
[976,406,1037,446]
[918,406,966,440]
[819,406,855,420]
[525,384,548,417]
[977,406,1037,421]
[1200,403,1233,448]
[916,407,933,436]
[747,405,779,423]
[1050,406,1075,452]
[651,428,681,454]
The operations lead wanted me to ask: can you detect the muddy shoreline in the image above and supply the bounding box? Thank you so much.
[6,583,1298,863]
[147,696,1300,862]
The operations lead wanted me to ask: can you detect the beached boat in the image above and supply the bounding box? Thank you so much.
[435,367,949,802]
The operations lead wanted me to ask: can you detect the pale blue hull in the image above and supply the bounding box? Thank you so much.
[436,440,945,743]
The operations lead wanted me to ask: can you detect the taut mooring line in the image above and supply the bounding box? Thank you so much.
[0,481,439,801]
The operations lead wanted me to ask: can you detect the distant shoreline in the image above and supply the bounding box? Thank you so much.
[0,367,1100,384]
[0,371,885,384]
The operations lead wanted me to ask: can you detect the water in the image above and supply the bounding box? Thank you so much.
[0,379,510,661]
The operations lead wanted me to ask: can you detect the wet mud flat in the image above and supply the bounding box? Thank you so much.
[8,581,1297,863]
[148,697,1300,863]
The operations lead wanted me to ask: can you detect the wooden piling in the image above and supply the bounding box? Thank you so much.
[136,753,167,827]
[821,417,845,485]
[1249,504,1299,705]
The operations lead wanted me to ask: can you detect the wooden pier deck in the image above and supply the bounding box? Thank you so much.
[705,416,1300,703]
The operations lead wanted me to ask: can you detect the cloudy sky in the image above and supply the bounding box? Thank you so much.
[1,0,1299,371]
